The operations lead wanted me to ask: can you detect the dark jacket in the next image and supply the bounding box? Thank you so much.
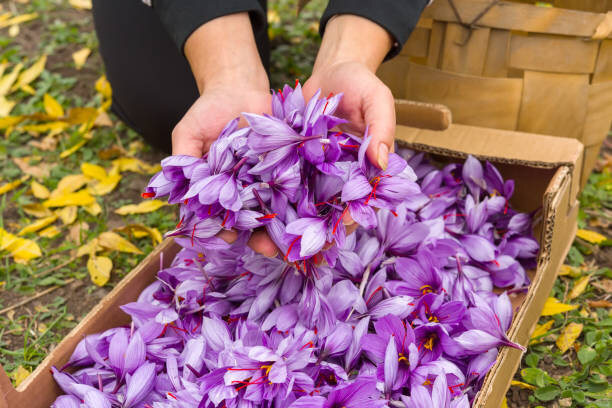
[150,0,429,59]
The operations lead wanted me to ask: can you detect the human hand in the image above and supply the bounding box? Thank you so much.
[173,13,277,257]
[303,14,396,236]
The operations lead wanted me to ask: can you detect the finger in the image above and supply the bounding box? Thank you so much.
[248,230,280,257]
[362,81,396,170]
[172,120,206,157]
[217,229,239,244]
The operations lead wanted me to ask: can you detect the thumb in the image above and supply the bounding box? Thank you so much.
[171,119,206,157]
[362,82,396,170]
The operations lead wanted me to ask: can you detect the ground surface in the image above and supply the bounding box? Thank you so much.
[0,1,609,407]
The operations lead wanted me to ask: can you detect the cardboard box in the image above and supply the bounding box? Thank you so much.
[0,123,583,408]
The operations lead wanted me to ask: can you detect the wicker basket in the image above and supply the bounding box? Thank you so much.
[378,0,612,187]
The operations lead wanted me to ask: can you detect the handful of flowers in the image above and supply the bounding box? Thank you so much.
[51,84,539,408]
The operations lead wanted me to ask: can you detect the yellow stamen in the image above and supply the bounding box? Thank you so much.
[420,284,433,295]
[423,379,432,386]
[428,315,439,323]
[398,352,409,365]
[260,364,273,376]
[424,337,435,350]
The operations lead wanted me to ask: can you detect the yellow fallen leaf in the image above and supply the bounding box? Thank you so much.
[65,107,98,125]
[530,320,554,343]
[556,322,583,353]
[12,365,30,387]
[501,396,508,408]
[30,180,50,199]
[69,0,92,9]
[111,157,160,175]
[0,63,22,96]
[0,227,41,262]
[511,380,536,391]
[21,84,35,95]
[20,121,68,134]
[29,134,58,151]
[98,231,142,254]
[57,205,77,225]
[0,175,29,196]
[93,111,112,127]
[59,138,87,159]
[83,201,102,216]
[115,199,166,215]
[558,264,578,277]
[0,13,37,29]
[0,95,16,116]
[18,215,58,236]
[76,238,100,257]
[87,255,112,286]
[541,297,579,316]
[43,93,64,118]
[81,162,107,181]
[115,224,162,245]
[22,203,53,218]
[0,115,25,129]
[88,174,121,196]
[39,225,60,238]
[43,190,95,208]
[568,274,592,300]
[50,174,88,198]
[12,55,46,92]
[576,229,607,245]
[13,156,51,179]
[8,24,19,37]
[95,75,111,100]
[71,47,91,70]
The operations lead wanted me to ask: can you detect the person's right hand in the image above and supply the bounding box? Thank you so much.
[173,13,278,257]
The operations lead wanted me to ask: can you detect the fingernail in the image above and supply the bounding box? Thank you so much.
[377,143,389,170]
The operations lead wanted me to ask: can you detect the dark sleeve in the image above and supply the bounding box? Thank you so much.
[152,0,266,53]
[320,0,430,59]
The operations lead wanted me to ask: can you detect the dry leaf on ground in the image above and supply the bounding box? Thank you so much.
[541,297,579,316]
[568,274,592,300]
[69,0,92,10]
[18,215,58,236]
[115,224,162,245]
[576,229,608,245]
[11,55,46,92]
[22,203,53,218]
[0,175,29,196]
[556,322,583,353]
[0,227,42,262]
[98,231,142,254]
[51,174,88,198]
[115,200,166,215]
[87,255,112,286]
[530,320,554,344]
[57,206,77,225]
[30,180,50,199]
[13,157,51,179]
[72,47,91,69]
[43,190,95,208]
[43,93,64,117]
[12,366,30,387]
[59,138,87,158]
[95,75,111,100]
[39,225,60,238]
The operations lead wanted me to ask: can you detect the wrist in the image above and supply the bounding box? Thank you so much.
[185,13,268,93]
[314,14,393,74]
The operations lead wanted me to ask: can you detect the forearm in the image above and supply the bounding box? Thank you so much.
[184,12,268,93]
[313,15,393,74]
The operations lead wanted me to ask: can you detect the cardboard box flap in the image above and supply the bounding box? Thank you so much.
[395,123,584,208]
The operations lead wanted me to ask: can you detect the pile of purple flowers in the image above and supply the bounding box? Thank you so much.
[51,84,539,408]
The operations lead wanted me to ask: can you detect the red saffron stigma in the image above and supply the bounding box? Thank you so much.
[366,285,384,305]
[184,199,189,205]
[221,210,230,227]
[278,89,284,101]
[295,78,299,88]
[443,213,466,220]
[141,192,155,198]
[491,259,500,267]
[191,224,196,246]
[332,206,349,235]
[284,236,301,261]
[176,215,185,229]
[300,341,315,350]
[256,213,277,220]
[339,143,360,148]
[167,392,178,400]
[504,199,509,214]
[391,210,398,217]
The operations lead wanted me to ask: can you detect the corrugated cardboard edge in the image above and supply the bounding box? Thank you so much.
[395,124,583,407]
[0,238,180,408]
